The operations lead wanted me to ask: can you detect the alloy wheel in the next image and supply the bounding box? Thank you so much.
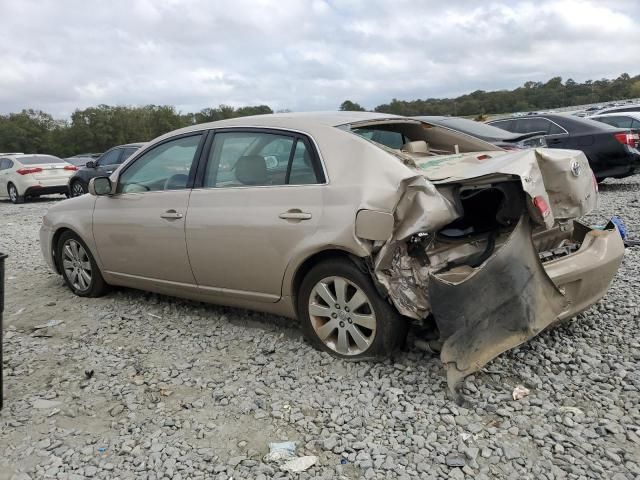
[71,182,85,197]
[308,276,377,355]
[62,239,92,291]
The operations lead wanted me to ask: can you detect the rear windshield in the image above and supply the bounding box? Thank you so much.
[434,118,517,140]
[17,155,63,165]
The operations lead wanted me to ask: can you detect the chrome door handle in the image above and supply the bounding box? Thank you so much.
[160,210,183,219]
[279,211,312,220]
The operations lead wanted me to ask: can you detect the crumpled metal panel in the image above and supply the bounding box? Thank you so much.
[373,175,459,318]
[428,216,569,403]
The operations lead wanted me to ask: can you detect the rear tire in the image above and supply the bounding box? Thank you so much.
[8,183,24,204]
[298,258,407,360]
[57,231,109,297]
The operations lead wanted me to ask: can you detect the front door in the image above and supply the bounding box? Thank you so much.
[93,133,205,285]
[186,129,325,301]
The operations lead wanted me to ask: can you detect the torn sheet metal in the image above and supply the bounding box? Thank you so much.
[373,175,459,319]
[409,148,596,228]
[427,216,569,402]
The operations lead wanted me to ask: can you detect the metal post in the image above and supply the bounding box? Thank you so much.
[0,253,6,410]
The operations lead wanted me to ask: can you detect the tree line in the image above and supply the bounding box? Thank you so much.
[343,73,640,117]
[1,73,639,157]
[0,104,273,157]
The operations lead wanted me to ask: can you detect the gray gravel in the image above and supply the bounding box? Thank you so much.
[1,177,639,480]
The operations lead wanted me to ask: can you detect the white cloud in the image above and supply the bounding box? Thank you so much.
[0,0,637,116]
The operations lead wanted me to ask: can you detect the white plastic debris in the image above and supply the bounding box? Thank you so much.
[32,319,63,330]
[559,406,584,416]
[264,441,296,462]
[512,385,530,401]
[281,455,318,473]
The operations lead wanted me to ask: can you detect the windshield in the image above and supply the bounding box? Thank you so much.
[17,155,64,165]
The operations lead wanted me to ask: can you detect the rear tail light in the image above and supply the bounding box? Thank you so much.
[16,167,43,175]
[614,132,639,148]
[64,165,78,171]
[533,195,551,218]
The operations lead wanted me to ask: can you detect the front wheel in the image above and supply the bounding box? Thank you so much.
[70,180,87,197]
[298,259,407,359]
[57,231,109,297]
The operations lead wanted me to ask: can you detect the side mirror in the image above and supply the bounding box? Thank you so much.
[85,160,96,169]
[88,177,112,196]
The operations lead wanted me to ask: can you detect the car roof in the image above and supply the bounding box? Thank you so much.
[594,105,640,114]
[2,154,64,161]
[152,112,407,141]
[591,111,640,119]
[494,113,617,133]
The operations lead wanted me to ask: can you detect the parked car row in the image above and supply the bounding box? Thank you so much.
[487,113,640,181]
[0,153,78,203]
[0,144,144,203]
[38,111,625,400]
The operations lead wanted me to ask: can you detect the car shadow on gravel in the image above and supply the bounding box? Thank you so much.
[118,286,304,339]
[597,181,640,193]
[0,195,66,205]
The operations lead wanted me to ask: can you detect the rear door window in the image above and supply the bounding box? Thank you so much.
[205,131,321,187]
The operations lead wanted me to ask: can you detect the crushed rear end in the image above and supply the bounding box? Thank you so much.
[362,146,624,401]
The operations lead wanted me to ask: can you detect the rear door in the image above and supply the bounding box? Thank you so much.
[186,128,325,302]
[93,133,205,285]
[0,159,11,196]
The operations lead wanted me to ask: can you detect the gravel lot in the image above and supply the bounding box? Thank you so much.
[1,177,639,480]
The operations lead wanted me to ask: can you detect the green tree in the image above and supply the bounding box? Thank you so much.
[339,100,365,111]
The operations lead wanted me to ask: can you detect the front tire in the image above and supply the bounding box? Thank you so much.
[298,259,407,359]
[57,231,109,297]
[70,180,87,197]
[8,183,24,204]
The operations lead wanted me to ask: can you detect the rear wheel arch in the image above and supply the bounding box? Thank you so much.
[291,249,369,307]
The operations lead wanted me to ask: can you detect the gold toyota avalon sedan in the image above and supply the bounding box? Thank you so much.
[40,112,624,399]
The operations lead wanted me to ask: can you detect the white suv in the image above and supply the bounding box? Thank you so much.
[0,153,78,204]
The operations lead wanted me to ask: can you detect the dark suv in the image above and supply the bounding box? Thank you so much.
[68,143,143,196]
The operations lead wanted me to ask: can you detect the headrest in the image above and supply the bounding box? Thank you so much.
[401,140,429,154]
[164,173,189,190]
[235,155,267,185]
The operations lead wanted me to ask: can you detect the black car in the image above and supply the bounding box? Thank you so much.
[65,153,101,167]
[415,116,547,150]
[68,143,143,196]
[591,104,640,116]
[487,114,640,181]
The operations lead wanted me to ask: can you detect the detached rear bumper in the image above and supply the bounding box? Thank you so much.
[428,217,624,401]
[544,224,625,322]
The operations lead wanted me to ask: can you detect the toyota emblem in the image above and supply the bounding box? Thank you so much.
[571,160,582,177]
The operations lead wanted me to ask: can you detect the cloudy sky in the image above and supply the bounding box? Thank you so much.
[1,0,638,117]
